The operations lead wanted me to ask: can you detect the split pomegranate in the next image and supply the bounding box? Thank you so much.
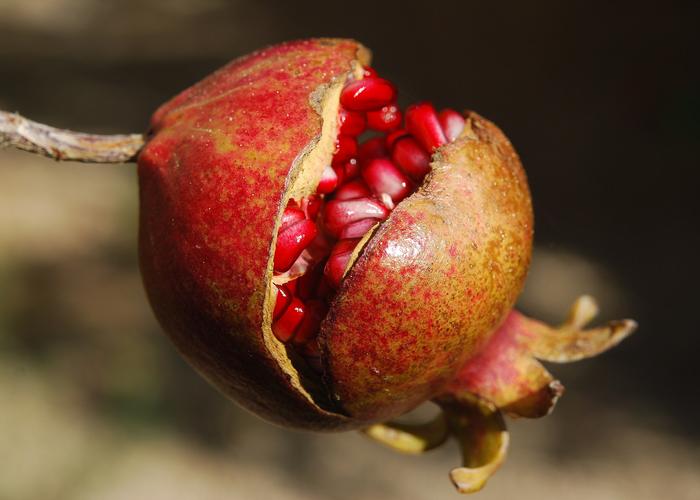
[0,37,636,493]
[117,38,634,492]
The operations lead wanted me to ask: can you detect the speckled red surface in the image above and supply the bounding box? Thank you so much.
[138,39,365,430]
[321,113,533,421]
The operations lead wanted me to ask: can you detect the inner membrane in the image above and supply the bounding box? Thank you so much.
[271,66,465,370]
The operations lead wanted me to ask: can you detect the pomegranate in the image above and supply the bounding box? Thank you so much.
[0,38,636,493]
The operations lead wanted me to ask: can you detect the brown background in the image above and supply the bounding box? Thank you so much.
[1,1,698,498]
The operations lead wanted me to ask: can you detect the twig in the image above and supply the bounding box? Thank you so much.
[0,110,144,163]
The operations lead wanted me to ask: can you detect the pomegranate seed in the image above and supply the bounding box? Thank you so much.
[301,195,321,220]
[338,108,366,136]
[405,102,447,152]
[343,158,360,179]
[272,297,305,343]
[334,179,371,200]
[273,284,292,321]
[294,299,328,345]
[332,164,345,186]
[274,219,318,273]
[323,198,390,237]
[301,234,333,269]
[391,137,431,181]
[324,239,361,288]
[362,158,414,203]
[362,67,378,78]
[280,206,306,231]
[339,218,378,239]
[333,135,358,164]
[316,166,338,194]
[385,129,410,150]
[438,109,465,142]
[340,77,396,111]
[330,239,360,257]
[358,137,388,165]
[366,104,402,132]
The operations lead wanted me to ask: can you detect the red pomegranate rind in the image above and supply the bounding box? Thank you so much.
[449,297,636,418]
[320,112,533,421]
[138,38,369,430]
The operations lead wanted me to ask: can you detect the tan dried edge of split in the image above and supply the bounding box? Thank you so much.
[260,48,369,413]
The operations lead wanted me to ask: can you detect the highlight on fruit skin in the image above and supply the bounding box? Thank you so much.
[0,38,637,494]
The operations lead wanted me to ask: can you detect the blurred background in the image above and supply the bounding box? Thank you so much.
[1,0,698,498]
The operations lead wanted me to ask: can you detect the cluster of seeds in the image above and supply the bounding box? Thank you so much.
[271,67,465,366]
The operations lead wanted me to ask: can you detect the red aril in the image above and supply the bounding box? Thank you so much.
[361,158,414,203]
[274,219,318,273]
[385,129,410,149]
[405,102,447,151]
[331,164,345,188]
[391,137,431,181]
[273,284,292,320]
[280,206,306,231]
[334,135,358,164]
[357,137,388,165]
[338,108,366,136]
[271,296,306,343]
[323,197,390,237]
[366,104,402,131]
[301,195,321,221]
[294,299,328,345]
[339,218,378,239]
[438,108,466,142]
[334,179,371,200]
[342,158,360,180]
[340,77,396,111]
[317,166,339,194]
[324,238,361,288]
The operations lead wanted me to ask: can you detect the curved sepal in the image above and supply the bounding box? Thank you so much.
[362,413,449,454]
[528,295,637,363]
[450,295,636,418]
[435,393,509,494]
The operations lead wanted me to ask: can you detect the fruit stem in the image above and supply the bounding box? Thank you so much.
[0,110,144,163]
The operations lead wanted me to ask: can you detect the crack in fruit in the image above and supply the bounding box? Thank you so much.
[270,67,465,366]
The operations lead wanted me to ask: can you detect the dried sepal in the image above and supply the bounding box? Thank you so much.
[362,393,508,495]
[362,413,449,454]
[436,393,509,494]
[449,295,636,419]
[529,295,637,363]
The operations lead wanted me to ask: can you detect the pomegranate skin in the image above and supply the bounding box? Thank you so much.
[321,113,532,421]
[138,39,368,430]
